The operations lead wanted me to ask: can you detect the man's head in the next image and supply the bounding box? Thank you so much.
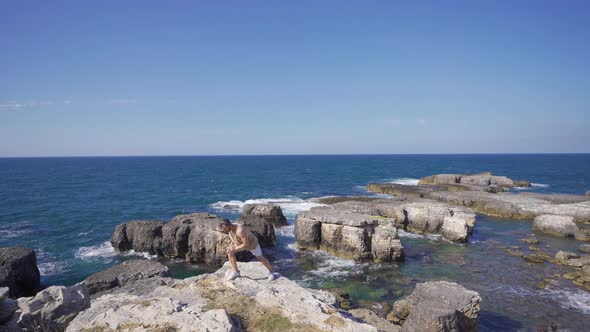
[219,219,233,234]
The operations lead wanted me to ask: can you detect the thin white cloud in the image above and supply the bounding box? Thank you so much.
[417,119,426,125]
[384,119,401,125]
[107,99,137,104]
[0,103,26,109]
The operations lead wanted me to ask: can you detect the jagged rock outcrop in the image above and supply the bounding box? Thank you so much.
[236,204,280,247]
[111,212,275,265]
[81,260,171,296]
[294,198,476,259]
[0,247,41,299]
[388,281,481,332]
[240,203,288,226]
[295,205,404,262]
[4,284,90,331]
[67,262,378,332]
[368,180,590,223]
[532,214,589,241]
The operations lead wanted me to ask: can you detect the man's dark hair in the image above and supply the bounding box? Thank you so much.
[220,219,232,226]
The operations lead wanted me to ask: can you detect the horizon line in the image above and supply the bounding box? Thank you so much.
[1,152,590,159]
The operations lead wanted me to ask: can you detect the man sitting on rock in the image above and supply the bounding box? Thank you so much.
[219,219,277,281]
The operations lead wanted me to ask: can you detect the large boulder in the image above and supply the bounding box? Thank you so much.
[0,247,41,298]
[297,198,476,244]
[240,203,288,226]
[110,220,165,253]
[295,206,404,262]
[389,281,481,332]
[9,284,90,331]
[397,202,476,242]
[111,213,276,266]
[533,214,579,237]
[81,260,171,296]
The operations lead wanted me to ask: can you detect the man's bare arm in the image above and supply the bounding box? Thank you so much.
[230,228,249,253]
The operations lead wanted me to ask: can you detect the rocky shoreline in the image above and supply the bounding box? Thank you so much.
[2,172,590,331]
[1,255,482,332]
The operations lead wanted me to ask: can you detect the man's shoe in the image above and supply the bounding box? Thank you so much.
[267,273,278,281]
[226,270,241,281]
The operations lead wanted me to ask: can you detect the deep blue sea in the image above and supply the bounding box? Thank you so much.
[1,154,590,330]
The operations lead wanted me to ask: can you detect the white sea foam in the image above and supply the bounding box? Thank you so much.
[544,288,590,314]
[398,230,442,240]
[124,250,158,260]
[75,241,158,261]
[0,221,32,239]
[275,224,295,238]
[75,241,117,260]
[513,187,530,190]
[491,283,590,315]
[307,250,367,278]
[209,197,325,218]
[38,261,69,276]
[513,182,550,190]
[389,178,420,186]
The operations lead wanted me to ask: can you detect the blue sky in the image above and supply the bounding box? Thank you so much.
[1,1,589,156]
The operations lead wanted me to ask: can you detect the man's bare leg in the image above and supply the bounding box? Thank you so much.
[257,255,273,273]
[228,252,239,272]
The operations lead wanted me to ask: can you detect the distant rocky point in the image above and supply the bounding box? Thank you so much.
[367,172,590,225]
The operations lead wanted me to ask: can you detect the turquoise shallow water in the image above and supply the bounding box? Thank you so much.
[1,154,589,330]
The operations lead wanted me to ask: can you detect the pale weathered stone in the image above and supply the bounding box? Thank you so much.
[295,205,404,262]
[240,203,288,226]
[14,284,90,331]
[81,260,170,295]
[211,262,378,332]
[533,214,579,237]
[68,262,375,332]
[555,251,580,261]
[391,281,481,332]
[579,244,590,253]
